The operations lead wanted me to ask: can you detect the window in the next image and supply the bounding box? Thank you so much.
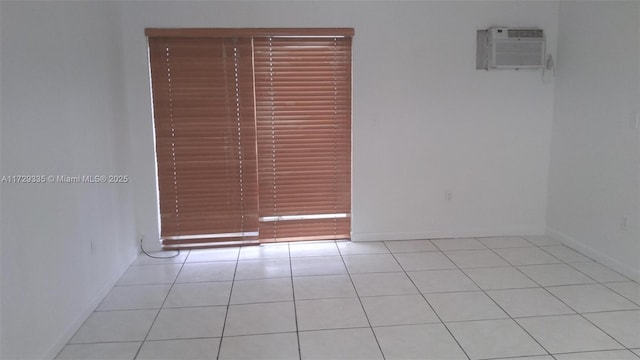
[147,28,353,249]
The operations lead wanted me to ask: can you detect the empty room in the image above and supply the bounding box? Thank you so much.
[1,0,639,359]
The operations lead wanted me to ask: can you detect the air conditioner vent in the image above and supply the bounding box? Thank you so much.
[507,29,543,38]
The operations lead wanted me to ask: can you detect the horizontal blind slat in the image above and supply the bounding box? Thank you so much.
[254,36,352,242]
[149,37,259,247]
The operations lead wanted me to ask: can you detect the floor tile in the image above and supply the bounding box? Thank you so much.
[97,284,170,311]
[463,267,539,290]
[299,328,383,360]
[445,250,510,268]
[238,244,289,260]
[163,281,232,308]
[523,235,561,246]
[425,291,508,322]
[293,275,357,300]
[494,247,561,266]
[517,264,595,286]
[337,241,389,255]
[496,356,554,360]
[296,298,369,331]
[360,295,439,326]
[384,239,438,253]
[374,323,467,360]
[289,242,339,257]
[394,251,457,271]
[147,306,226,340]
[234,259,291,280]
[584,310,640,348]
[570,261,630,283]
[486,288,575,318]
[56,342,140,360]
[291,256,347,276]
[605,282,640,305]
[478,236,534,249]
[69,310,157,343]
[186,247,239,262]
[230,278,293,304]
[224,301,296,336]
[351,272,419,297]
[218,332,299,360]
[175,262,236,283]
[116,264,181,285]
[547,284,638,313]
[343,254,403,273]
[541,245,591,262]
[554,350,640,360]
[133,251,188,265]
[447,319,546,359]
[432,238,486,251]
[516,314,624,353]
[408,269,480,293]
[137,338,220,360]
[62,237,640,360]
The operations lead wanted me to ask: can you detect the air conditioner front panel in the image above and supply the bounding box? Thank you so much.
[493,39,545,68]
[486,27,545,69]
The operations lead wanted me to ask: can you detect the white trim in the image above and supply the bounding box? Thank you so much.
[260,213,350,222]
[162,232,259,241]
[274,35,348,39]
[546,227,640,282]
[350,226,544,242]
[163,240,259,249]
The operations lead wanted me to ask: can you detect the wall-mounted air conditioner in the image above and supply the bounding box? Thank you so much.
[477,27,546,70]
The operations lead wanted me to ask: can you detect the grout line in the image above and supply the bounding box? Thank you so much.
[62,240,640,359]
[437,244,554,358]
[297,326,374,334]
[132,250,189,360]
[601,280,639,284]
[286,242,303,360]
[537,246,595,264]
[214,247,242,360]
[64,340,144,345]
[95,304,229,312]
[602,283,640,306]
[215,330,297,339]
[336,242,388,360]
[545,348,640,357]
[179,260,239,265]
[109,283,176,288]
[486,245,634,354]
[129,262,187,267]
[57,251,190,357]
[382,242,472,360]
[144,279,234,286]
[563,261,632,284]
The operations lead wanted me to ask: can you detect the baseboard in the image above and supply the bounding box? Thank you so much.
[546,227,640,282]
[352,226,544,242]
[42,258,135,359]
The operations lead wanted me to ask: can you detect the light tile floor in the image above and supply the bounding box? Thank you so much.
[58,236,640,360]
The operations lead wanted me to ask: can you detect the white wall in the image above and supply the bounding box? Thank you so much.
[119,1,559,250]
[6,1,639,358]
[0,2,138,359]
[547,1,640,280]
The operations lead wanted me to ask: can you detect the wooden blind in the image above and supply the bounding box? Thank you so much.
[147,29,352,247]
[254,37,352,242]
[148,37,259,249]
